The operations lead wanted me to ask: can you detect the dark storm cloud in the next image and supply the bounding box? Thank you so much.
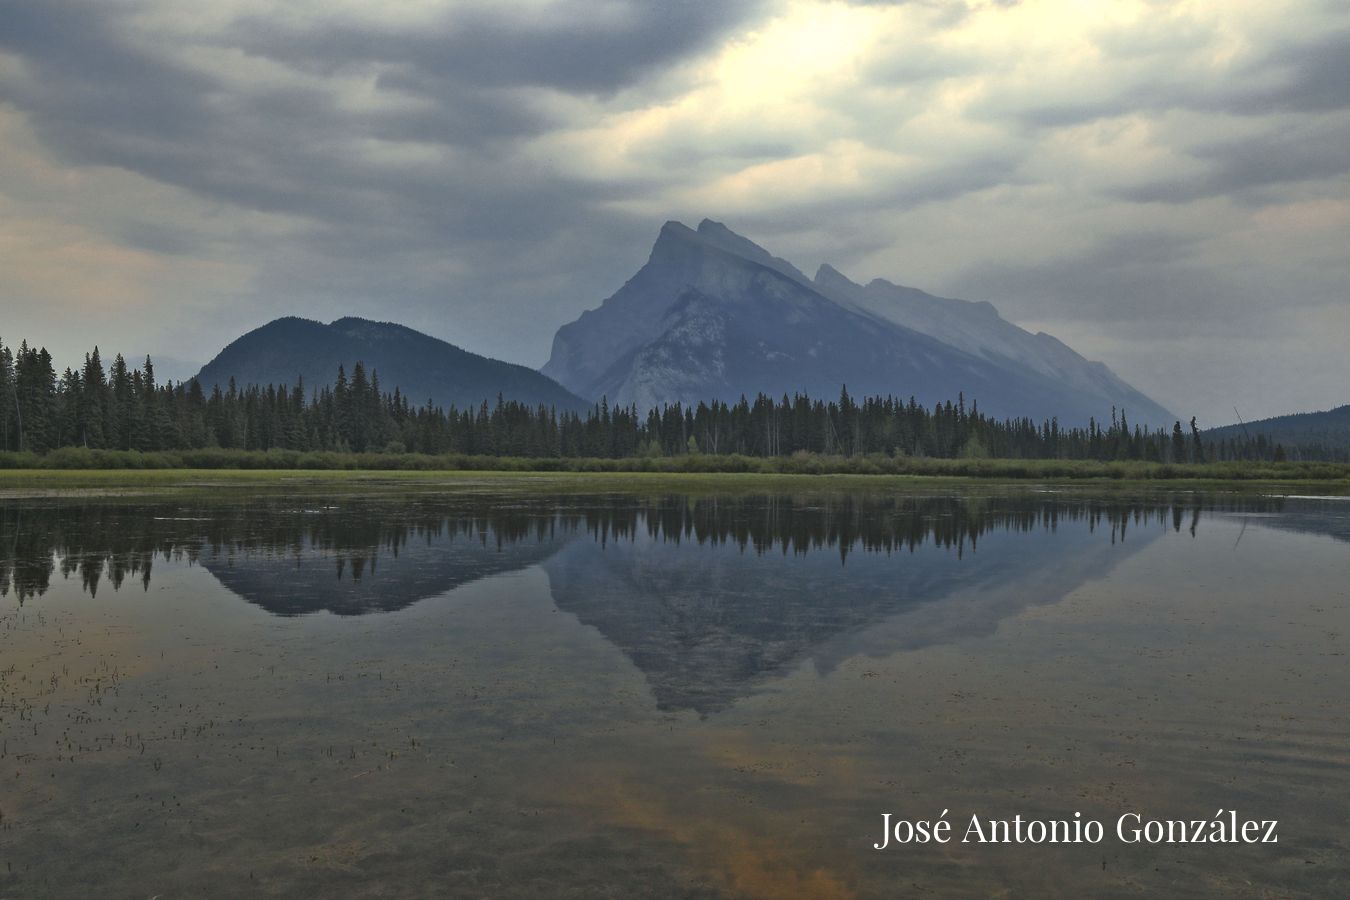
[1223,30,1350,115]
[0,0,765,367]
[1121,118,1350,204]
[0,0,1345,420]
[983,28,1350,133]
[0,0,215,149]
[957,25,1350,218]
[0,0,762,253]
[229,1,765,96]
[946,232,1285,338]
[0,2,546,220]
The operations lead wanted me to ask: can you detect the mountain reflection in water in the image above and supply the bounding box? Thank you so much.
[2,491,1327,715]
[3,488,1350,898]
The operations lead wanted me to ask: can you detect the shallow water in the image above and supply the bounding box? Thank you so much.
[1,487,1347,897]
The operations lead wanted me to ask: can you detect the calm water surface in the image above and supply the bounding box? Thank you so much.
[1,487,1347,897]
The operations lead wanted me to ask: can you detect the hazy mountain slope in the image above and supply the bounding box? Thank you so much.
[1205,405,1350,456]
[544,219,1173,424]
[810,265,1169,423]
[588,284,1122,421]
[195,316,587,411]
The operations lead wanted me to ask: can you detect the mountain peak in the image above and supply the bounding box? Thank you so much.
[692,218,812,286]
[814,263,860,292]
[694,218,768,257]
[649,220,701,259]
[328,316,424,342]
[696,218,741,239]
[544,217,1174,424]
[659,219,697,239]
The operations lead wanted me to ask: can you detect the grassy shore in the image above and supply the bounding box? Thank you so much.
[0,454,1346,496]
[2,447,1348,478]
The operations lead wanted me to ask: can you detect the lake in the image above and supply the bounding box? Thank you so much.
[1,485,1347,897]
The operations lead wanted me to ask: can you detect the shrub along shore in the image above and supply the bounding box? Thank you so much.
[0,447,1346,483]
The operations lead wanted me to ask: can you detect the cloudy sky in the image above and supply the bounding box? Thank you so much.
[1,0,1346,422]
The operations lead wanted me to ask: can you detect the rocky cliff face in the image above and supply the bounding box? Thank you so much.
[544,219,1173,425]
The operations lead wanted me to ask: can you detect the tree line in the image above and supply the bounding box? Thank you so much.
[0,336,1312,462]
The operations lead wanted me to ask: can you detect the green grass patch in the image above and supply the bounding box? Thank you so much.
[1,455,1346,499]
[1,448,1347,479]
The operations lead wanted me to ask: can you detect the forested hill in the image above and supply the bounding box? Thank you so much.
[1204,406,1350,461]
[0,335,1279,464]
[0,334,1339,469]
[194,317,587,413]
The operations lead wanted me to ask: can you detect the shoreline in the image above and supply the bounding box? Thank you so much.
[1,465,1346,497]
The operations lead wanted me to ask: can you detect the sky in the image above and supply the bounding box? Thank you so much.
[0,0,1346,423]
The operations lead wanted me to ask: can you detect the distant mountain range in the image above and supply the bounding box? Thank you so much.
[194,316,586,412]
[191,220,1174,425]
[544,219,1173,425]
[1205,405,1350,458]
